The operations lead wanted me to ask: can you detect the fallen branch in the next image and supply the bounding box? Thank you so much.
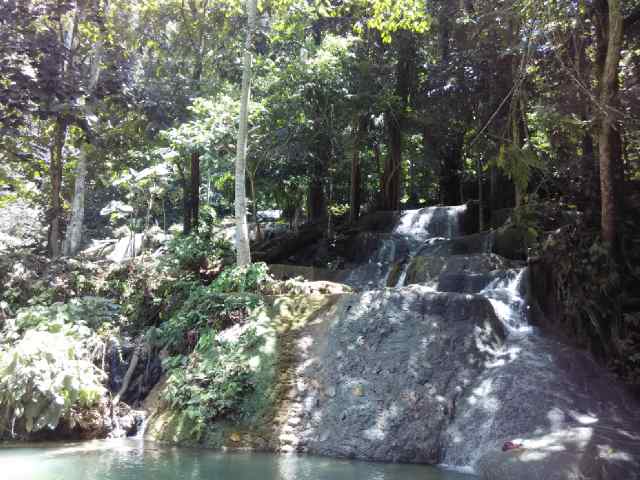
[112,339,142,406]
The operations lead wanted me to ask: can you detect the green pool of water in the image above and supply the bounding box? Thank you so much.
[0,438,475,479]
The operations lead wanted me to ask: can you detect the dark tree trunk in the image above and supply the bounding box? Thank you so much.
[308,177,326,222]
[382,111,402,211]
[381,33,415,211]
[48,119,67,258]
[439,140,463,205]
[249,173,262,242]
[594,0,624,249]
[350,115,368,223]
[350,145,362,222]
[309,121,330,222]
[181,164,192,235]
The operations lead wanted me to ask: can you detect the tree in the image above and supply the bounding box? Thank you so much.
[234,0,257,266]
[595,0,624,249]
[63,0,106,256]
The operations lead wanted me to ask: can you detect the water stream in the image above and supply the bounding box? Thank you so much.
[342,206,638,472]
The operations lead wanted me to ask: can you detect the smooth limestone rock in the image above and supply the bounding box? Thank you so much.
[437,269,524,294]
[275,287,504,463]
[444,332,640,471]
[107,233,146,263]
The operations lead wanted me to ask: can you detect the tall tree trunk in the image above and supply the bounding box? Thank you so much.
[62,0,104,256]
[180,163,192,235]
[62,146,87,256]
[440,140,463,205]
[309,121,329,223]
[383,111,402,210]
[190,149,200,231]
[477,156,484,231]
[234,0,256,266]
[350,115,367,223]
[308,177,326,222]
[381,32,414,211]
[596,0,624,248]
[48,120,67,258]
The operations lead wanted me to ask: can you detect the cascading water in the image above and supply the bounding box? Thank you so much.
[342,205,639,473]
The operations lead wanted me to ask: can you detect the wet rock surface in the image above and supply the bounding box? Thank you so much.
[404,253,514,287]
[477,424,640,480]
[274,287,505,463]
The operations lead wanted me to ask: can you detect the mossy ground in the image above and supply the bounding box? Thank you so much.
[144,293,341,449]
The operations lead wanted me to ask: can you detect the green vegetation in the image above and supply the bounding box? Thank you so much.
[0,300,111,435]
[162,326,262,439]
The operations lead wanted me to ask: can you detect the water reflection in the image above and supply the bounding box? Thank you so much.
[0,439,474,480]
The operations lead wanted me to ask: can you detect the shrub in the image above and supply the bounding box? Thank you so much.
[0,324,105,434]
[162,325,262,439]
[209,262,272,293]
[163,217,233,275]
[13,297,120,333]
[156,263,272,352]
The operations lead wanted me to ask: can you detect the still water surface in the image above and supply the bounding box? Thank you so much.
[0,438,475,480]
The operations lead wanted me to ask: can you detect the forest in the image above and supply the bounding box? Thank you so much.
[1,0,640,479]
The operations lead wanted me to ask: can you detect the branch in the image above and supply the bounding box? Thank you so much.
[112,341,142,406]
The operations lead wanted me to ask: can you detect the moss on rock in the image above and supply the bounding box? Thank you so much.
[144,293,341,448]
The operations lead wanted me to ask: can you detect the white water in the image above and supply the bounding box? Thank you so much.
[481,268,532,333]
[350,206,536,471]
[133,415,147,439]
[394,206,467,239]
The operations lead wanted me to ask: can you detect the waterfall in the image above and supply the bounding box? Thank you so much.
[338,205,638,472]
[133,414,147,439]
[379,207,535,468]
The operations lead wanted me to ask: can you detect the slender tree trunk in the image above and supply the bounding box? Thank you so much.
[62,146,87,256]
[308,178,326,222]
[62,1,104,256]
[477,156,484,231]
[349,142,362,222]
[234,0,256,266]
[48,120,67,258]
[597,0,624,248]
[350,115,367,223]
[182,173,192,235]
[440,141,463,205]
[309,126,329,223]
[381,34,414,211]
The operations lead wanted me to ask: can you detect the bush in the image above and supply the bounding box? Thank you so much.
[163,217,233,275]
[210,262,272,293]
[13,297,120,333]
[0,323,105,434]
[162,325,262,439]
[156,263,272,352]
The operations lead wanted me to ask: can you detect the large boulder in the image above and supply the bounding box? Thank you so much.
[279,287,505,463]
[404,253,512,286]
[443,332,640,471]
[106,233,146,263]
